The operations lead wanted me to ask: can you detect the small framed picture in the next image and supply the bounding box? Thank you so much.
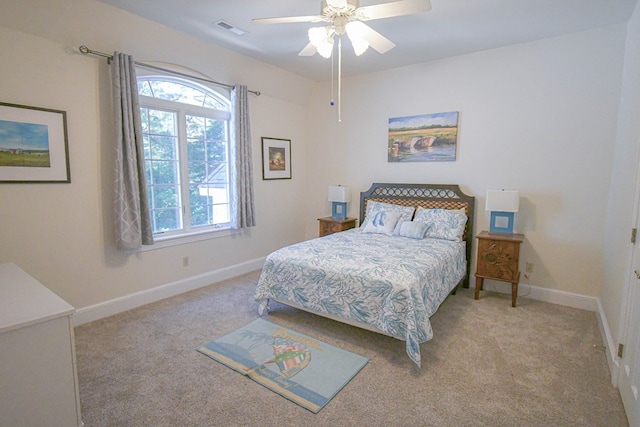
[0,102,70,183]
[261,137,291,180]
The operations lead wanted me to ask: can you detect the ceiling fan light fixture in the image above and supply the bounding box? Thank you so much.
[345,21,369,56]
[308,26,335,58]
[350,37,369,56]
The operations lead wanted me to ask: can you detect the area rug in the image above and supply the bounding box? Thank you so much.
[197,318,369,413]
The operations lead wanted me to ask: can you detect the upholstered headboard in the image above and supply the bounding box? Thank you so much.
[360,183,475,288]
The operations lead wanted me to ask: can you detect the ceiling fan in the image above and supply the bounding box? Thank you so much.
[252,0,432,58]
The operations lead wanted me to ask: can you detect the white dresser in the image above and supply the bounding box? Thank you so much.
[0,263,83,427]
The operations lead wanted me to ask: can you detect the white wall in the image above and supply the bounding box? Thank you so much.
[306,25,628,299]
[603,2,640,344]
[0,0,312,309]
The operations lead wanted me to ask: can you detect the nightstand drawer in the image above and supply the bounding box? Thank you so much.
[476,237,520,281]
[318,217,357,237]
[474,231,525,307]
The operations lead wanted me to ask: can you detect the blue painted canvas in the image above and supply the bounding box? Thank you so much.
[197,318,369,413]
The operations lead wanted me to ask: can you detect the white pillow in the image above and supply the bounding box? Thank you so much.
[393,220,430,239]
[362,210,403,236]
[413,207,467,242]
[361,201,415,229]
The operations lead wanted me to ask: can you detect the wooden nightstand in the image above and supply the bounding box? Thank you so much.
[474,230,524,307]
[318,217,357,237]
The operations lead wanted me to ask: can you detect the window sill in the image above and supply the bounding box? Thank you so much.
[139,227,241,252]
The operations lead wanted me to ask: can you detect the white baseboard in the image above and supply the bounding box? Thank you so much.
[595,298,621,387]
[477,281,598,311]
[72,257,265,327]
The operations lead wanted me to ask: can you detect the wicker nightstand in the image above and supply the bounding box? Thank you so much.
[474,230,524,307]
[318,217,357,237]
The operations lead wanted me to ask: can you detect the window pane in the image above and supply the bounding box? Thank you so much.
[143,136,151,159]
[202,95,226,110]
[151,185,179,209]
[205,118,225,140]
[187,140,205,162]
[212,203,230,224]
[151,160,178,185]
[149,182,181,233]
[138,81,153,97]
[145,160,152,183]
[186,115,205,139]
[140,108,149,133]
[207,141,226,164]
[189,184,208,226]
[149,135,177,160]
[188,160,206,184]
[139,78,229,111]
[153,208,180,232]
[189,184,230,227]
[149,109,175,135]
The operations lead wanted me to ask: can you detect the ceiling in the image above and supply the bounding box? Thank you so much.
[97,0,638,82]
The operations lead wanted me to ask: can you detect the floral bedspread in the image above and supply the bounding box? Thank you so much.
[255,228,466,367]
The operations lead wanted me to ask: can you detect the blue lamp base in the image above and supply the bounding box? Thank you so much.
[489,211,515,234]
[332,202,347,220]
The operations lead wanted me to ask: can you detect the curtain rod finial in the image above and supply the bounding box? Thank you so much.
[79,45,90,55]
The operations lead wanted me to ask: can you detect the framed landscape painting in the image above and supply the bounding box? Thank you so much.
[261,137,291,180]
[0,102,70,183]
[388,111,459,162]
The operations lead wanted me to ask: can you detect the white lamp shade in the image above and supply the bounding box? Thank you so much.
[486,190,519,212]
[328,185,351,203]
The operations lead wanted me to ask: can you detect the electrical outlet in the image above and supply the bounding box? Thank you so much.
[182,257,189,267]
[525,262,534,274]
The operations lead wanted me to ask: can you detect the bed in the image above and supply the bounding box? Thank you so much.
[255,183,475,366]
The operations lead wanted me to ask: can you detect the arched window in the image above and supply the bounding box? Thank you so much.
[137,75,232,236]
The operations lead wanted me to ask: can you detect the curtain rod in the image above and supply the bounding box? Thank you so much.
[78,45,261,96]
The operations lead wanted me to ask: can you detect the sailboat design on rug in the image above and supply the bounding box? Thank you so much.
[197,318,368,413]
[264,336,312,378]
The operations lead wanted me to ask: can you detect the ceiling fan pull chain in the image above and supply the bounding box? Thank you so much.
[330,47,335,107]
[338,37,342,124]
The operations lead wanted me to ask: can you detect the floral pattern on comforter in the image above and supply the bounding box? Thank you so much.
[255,228,466,367]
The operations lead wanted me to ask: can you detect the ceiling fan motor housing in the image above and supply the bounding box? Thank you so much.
[321,0,359,18]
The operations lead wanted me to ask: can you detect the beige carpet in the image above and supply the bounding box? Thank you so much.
[74,271,628,426]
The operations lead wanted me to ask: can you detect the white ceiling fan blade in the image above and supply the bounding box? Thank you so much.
[298,42,318,56]
[349,21,395,54]
[252,15,323,25]
[357,0,431,21]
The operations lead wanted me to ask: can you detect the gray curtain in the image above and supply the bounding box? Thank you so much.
[111,52,153,249]
[230,85,256,229]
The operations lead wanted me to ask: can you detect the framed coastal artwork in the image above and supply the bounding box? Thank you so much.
[388,111,459,162]
[261,137,291,180]
[0,102,70,183]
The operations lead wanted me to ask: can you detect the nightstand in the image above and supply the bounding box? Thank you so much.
[474,230,524,307]
[318,217,357,237]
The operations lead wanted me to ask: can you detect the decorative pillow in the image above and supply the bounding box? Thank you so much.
[413,207,468,242]
[393,220,430,239]
[362,210,403,236]
[361,201,415,229]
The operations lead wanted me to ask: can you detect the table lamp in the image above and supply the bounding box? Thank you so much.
[328,185,351,220]
[486,190,519,234]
